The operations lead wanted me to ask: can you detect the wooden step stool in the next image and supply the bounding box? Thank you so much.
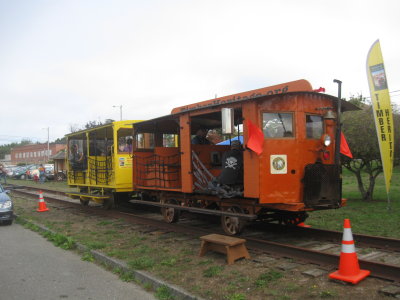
[199,234,250,265]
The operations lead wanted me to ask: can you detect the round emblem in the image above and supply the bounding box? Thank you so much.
[272,157,286,171]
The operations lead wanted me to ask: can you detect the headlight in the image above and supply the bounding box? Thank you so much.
[1,200,12,209]
[323,134,331,146]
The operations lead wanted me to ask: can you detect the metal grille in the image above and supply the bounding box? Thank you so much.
[67,170,85,184]
[88,157,113,185]
[303,163,341,208]
[135,154,181,189]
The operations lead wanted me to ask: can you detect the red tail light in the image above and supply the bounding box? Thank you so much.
[323,150,330,160]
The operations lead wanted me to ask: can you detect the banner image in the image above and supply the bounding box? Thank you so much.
[366,40,394,194]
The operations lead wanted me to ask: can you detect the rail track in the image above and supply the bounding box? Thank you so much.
[7,183,400,283]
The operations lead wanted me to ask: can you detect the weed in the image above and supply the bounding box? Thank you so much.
[97,220,113,226]
[144,282,153,291]
[203,265,224,278]
[104,229,118,235]
[160,257,177,267]
[359,248,373,255]
[180,248,194,256]
[181,257,192,263]
[86,241,107,250]
[320,290,336,298]
[284,283,300,292]
[132,245,152,255]
[43,231,75,250]
[82,252,94,262]
[255,270,283,287]
[106,249,130,260]
[128,256,155,270]
[198,259,213,265]
[224,293,246,300]
[24,222,40,232]
[155,285,175,300]
[119,271,135,282]
[129,235,147,246]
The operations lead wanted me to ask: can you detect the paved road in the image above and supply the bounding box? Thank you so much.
[0,223,156,300]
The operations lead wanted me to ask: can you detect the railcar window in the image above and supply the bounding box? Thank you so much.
[117,128,133,153]
[263,113,293,138]
[163,134,179,147]
[306,115,324,139]
[136,133,155,149]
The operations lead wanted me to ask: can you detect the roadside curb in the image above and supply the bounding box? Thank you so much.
[15,215,204,300]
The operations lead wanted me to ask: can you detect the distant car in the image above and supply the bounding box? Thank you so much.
[45,166,55,180]
[0,184,13,225]
[12,166,29,179]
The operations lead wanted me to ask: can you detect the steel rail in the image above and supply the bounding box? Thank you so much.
[246,236,400,282]
[256,223,400,252]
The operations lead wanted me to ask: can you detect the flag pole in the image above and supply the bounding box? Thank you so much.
[333,79,342,166]
[387,189,392,213]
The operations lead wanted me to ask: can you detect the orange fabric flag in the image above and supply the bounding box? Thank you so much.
[246,119,264,155]
[340,132,353,158]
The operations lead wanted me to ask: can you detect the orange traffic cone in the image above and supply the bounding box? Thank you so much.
[329,219,370,284]
[37,190,49,212]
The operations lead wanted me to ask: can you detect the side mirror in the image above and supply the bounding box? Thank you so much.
[5,190,10,194]
[222,108,234,134]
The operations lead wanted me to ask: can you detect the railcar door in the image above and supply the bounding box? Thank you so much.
[258,109,302,207]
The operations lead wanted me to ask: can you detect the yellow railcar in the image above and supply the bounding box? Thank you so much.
[66,120,141,208]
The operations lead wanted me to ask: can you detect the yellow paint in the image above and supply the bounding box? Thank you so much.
[66,120,141,201]
[366,40,394,193]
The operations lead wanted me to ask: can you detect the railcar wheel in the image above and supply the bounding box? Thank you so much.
[103,194,115,210]
[80,198,89,206]
[56,172,66,181]
[161,199,180,223]
[221,206,245,236]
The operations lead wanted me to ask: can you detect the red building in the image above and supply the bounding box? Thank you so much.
[11,143,66,164]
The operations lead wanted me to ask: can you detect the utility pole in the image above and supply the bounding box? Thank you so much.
[47,127,50,162]
[42,127,50,163]
[112,105,123,121]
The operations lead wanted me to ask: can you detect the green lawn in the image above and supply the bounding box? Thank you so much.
[308,166,400,238]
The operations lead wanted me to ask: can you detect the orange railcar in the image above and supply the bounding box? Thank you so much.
[131,79,359,234]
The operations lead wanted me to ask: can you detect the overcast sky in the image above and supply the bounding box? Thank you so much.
[1,0,399,145]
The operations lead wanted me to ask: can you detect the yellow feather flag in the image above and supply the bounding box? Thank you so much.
[366,40,394,194]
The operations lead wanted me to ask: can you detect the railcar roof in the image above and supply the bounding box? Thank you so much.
[65,120,141,137]
[133,89,360,132]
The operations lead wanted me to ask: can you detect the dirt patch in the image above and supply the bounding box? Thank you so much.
[13,194,396,300]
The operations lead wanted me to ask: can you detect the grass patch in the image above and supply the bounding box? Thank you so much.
[132,245,152,255]
[42,231,75,250]
[255,270,283,288]
[128,256,155,270]
[86,241,108,250]
[203,265,224,278]
[97,220,114,226]
[224,293,246,300]
[106,249,130,260]
[155,285,175,300]
[160,257,178,267]
[81,252,95,262]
